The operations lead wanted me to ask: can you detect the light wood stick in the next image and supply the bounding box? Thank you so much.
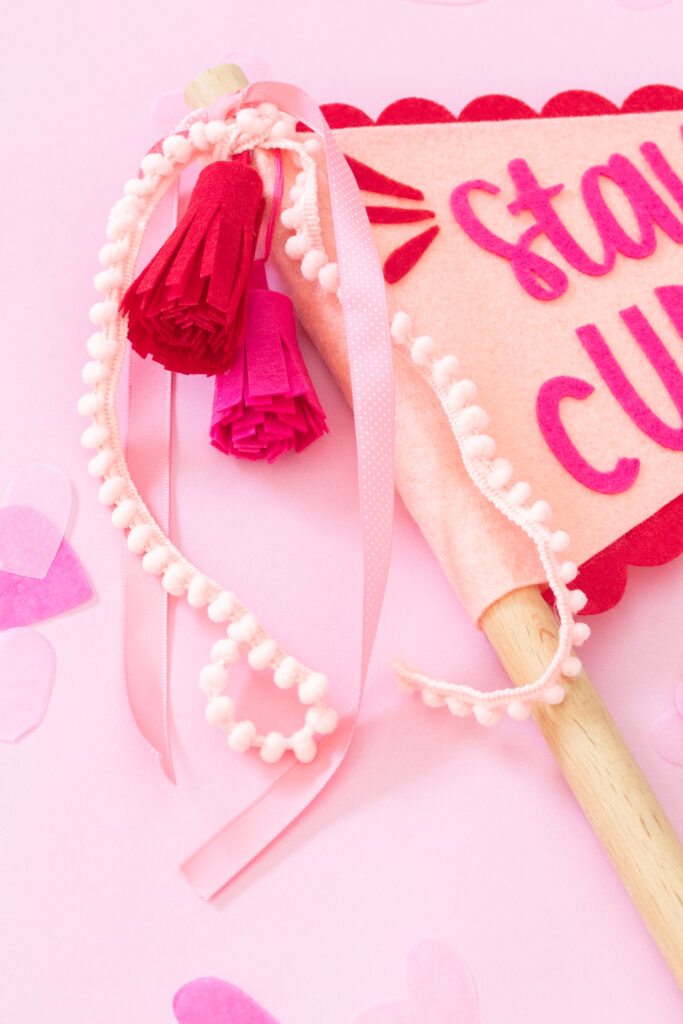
[184,63,683,988]
[482,586,683,987]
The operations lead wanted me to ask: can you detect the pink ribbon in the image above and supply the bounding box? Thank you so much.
[123,180,178,784]
[180,82,395,898]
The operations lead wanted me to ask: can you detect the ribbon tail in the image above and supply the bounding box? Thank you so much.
[123,181,178,785]
[180,82,395,895]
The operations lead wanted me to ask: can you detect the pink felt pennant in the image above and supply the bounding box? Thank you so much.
[0,529,92,629]
[0,464,71,578]
[173,978,280,1024]
[0,628,55,742]
[354,941,480,1024]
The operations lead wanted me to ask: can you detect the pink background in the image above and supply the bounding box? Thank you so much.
[1,2,682,1022]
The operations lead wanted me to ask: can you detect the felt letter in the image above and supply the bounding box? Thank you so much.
[450,180,568,301]
[536,376,640,494]
[577,300,683,451]
[507,158,614,276]
[640,139,683,212]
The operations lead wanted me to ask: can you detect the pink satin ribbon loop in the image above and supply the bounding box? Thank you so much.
[180,82,396,898]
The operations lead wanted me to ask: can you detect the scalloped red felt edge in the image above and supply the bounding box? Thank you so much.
[310,85,683,615]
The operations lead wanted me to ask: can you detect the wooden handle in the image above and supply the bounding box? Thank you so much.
[184,63,248,110]
[482,586,683,987]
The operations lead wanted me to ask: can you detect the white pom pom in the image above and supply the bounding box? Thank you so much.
[98,476,126,505]
[410,335,436,366]
[78,392,104,417]
[297,672,328,704]
[248,639,278,671]
[291,728,317,763]
[227,613,259,643]
[211,638,240,665]
[432,355,459,388]
[572,622,591,646]
[507,699,531,721]
[550,530,571,553]
[270,119,296,140]
[446,379,477,411]
[446,697,472,716]
[457,405,489,434]
[123,178,147,198]
[140,152,165,175]
[303,137,321,155]
[127,523,154,554]
[305,706,338,735]
[205,696,235,726]
[258,101,280,120]
[529,500,552,524]
[559,561,578,583]
[204,120,228,144]
[82,361,108,385]
[199,663,229,696]
[111,499,137,529]
[187,574,210,608]
[569,589,587,612]
[472,704,502,726]
[463,434,496,460]
[91,451,116,480]
[562,656,582,678]
[93,267,122,293]
[207,591,236,622]
[161,562,187,596]
[162,134,192,163]
[81,424,110,449]
[236,107,258,130]
[260,732,288,763]
[289,184,304,203]
[301,249,327,281]
[284,235,306,260]
[87,332,117,359]
[280,207,301,230]
[544,683,566,705]
[421,689,446,708]
[488,458,514,489]
[508,481,532,507]
[274,656,299,689]
[318,261,340,293]
[228,720,257,752]
[390,311,412,344]
[188,121,211,151]
[141,545,170,575]
[98,242,119,266]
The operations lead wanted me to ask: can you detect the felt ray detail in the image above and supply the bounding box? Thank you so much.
[383,225,440,284]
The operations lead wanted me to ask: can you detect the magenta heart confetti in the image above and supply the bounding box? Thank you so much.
[0,530,92,629]
[0,628,56,742]
[173,978,281,1024]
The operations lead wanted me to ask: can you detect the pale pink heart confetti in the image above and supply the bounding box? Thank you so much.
[173,977,280,1024]
[651,681,683,767]
[354,941,480,1024]
[0,628,56,743]
[0,464,71,578]
[618,0,671,9]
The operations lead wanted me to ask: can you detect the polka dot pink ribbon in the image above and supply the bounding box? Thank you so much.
[181,82,395,898]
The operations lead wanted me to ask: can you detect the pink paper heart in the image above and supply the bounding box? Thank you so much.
[355,941,480,1024]
[0,628,55,742]
[651,708,683,766]
[0,464,71,578]
[675,682,683,717]
[173,978,280,1024]
[0,532,92,629]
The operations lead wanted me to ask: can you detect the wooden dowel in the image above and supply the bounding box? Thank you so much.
[482,586,683,987]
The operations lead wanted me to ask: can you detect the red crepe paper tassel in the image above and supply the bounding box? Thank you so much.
[210,260,328,462]
[121,160,264,375]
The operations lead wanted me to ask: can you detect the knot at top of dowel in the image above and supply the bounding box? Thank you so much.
[184,63,249,111]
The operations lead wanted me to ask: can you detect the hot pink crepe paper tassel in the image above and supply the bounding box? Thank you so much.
[210,260,327,461]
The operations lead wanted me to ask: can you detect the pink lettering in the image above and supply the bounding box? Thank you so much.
[536,376,639,494]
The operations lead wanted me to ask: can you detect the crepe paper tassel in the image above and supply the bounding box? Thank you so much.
[0,524,92,629]
[210,259,328,461]
[0,464,71,578]
[354,940,480,1024]
[121,159,264,375]
[173,977,281,1024]
[0,628,56,743]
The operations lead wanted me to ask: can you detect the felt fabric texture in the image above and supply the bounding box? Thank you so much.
[0,528,92,628]
[173,978,280,1024]
[0,628,55,743]
[384,225,440,284]
[272,108,683,623]
[0,464,71,578]
[366,206,435,224]
[346,156,424,200]
[121,161,264,375]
